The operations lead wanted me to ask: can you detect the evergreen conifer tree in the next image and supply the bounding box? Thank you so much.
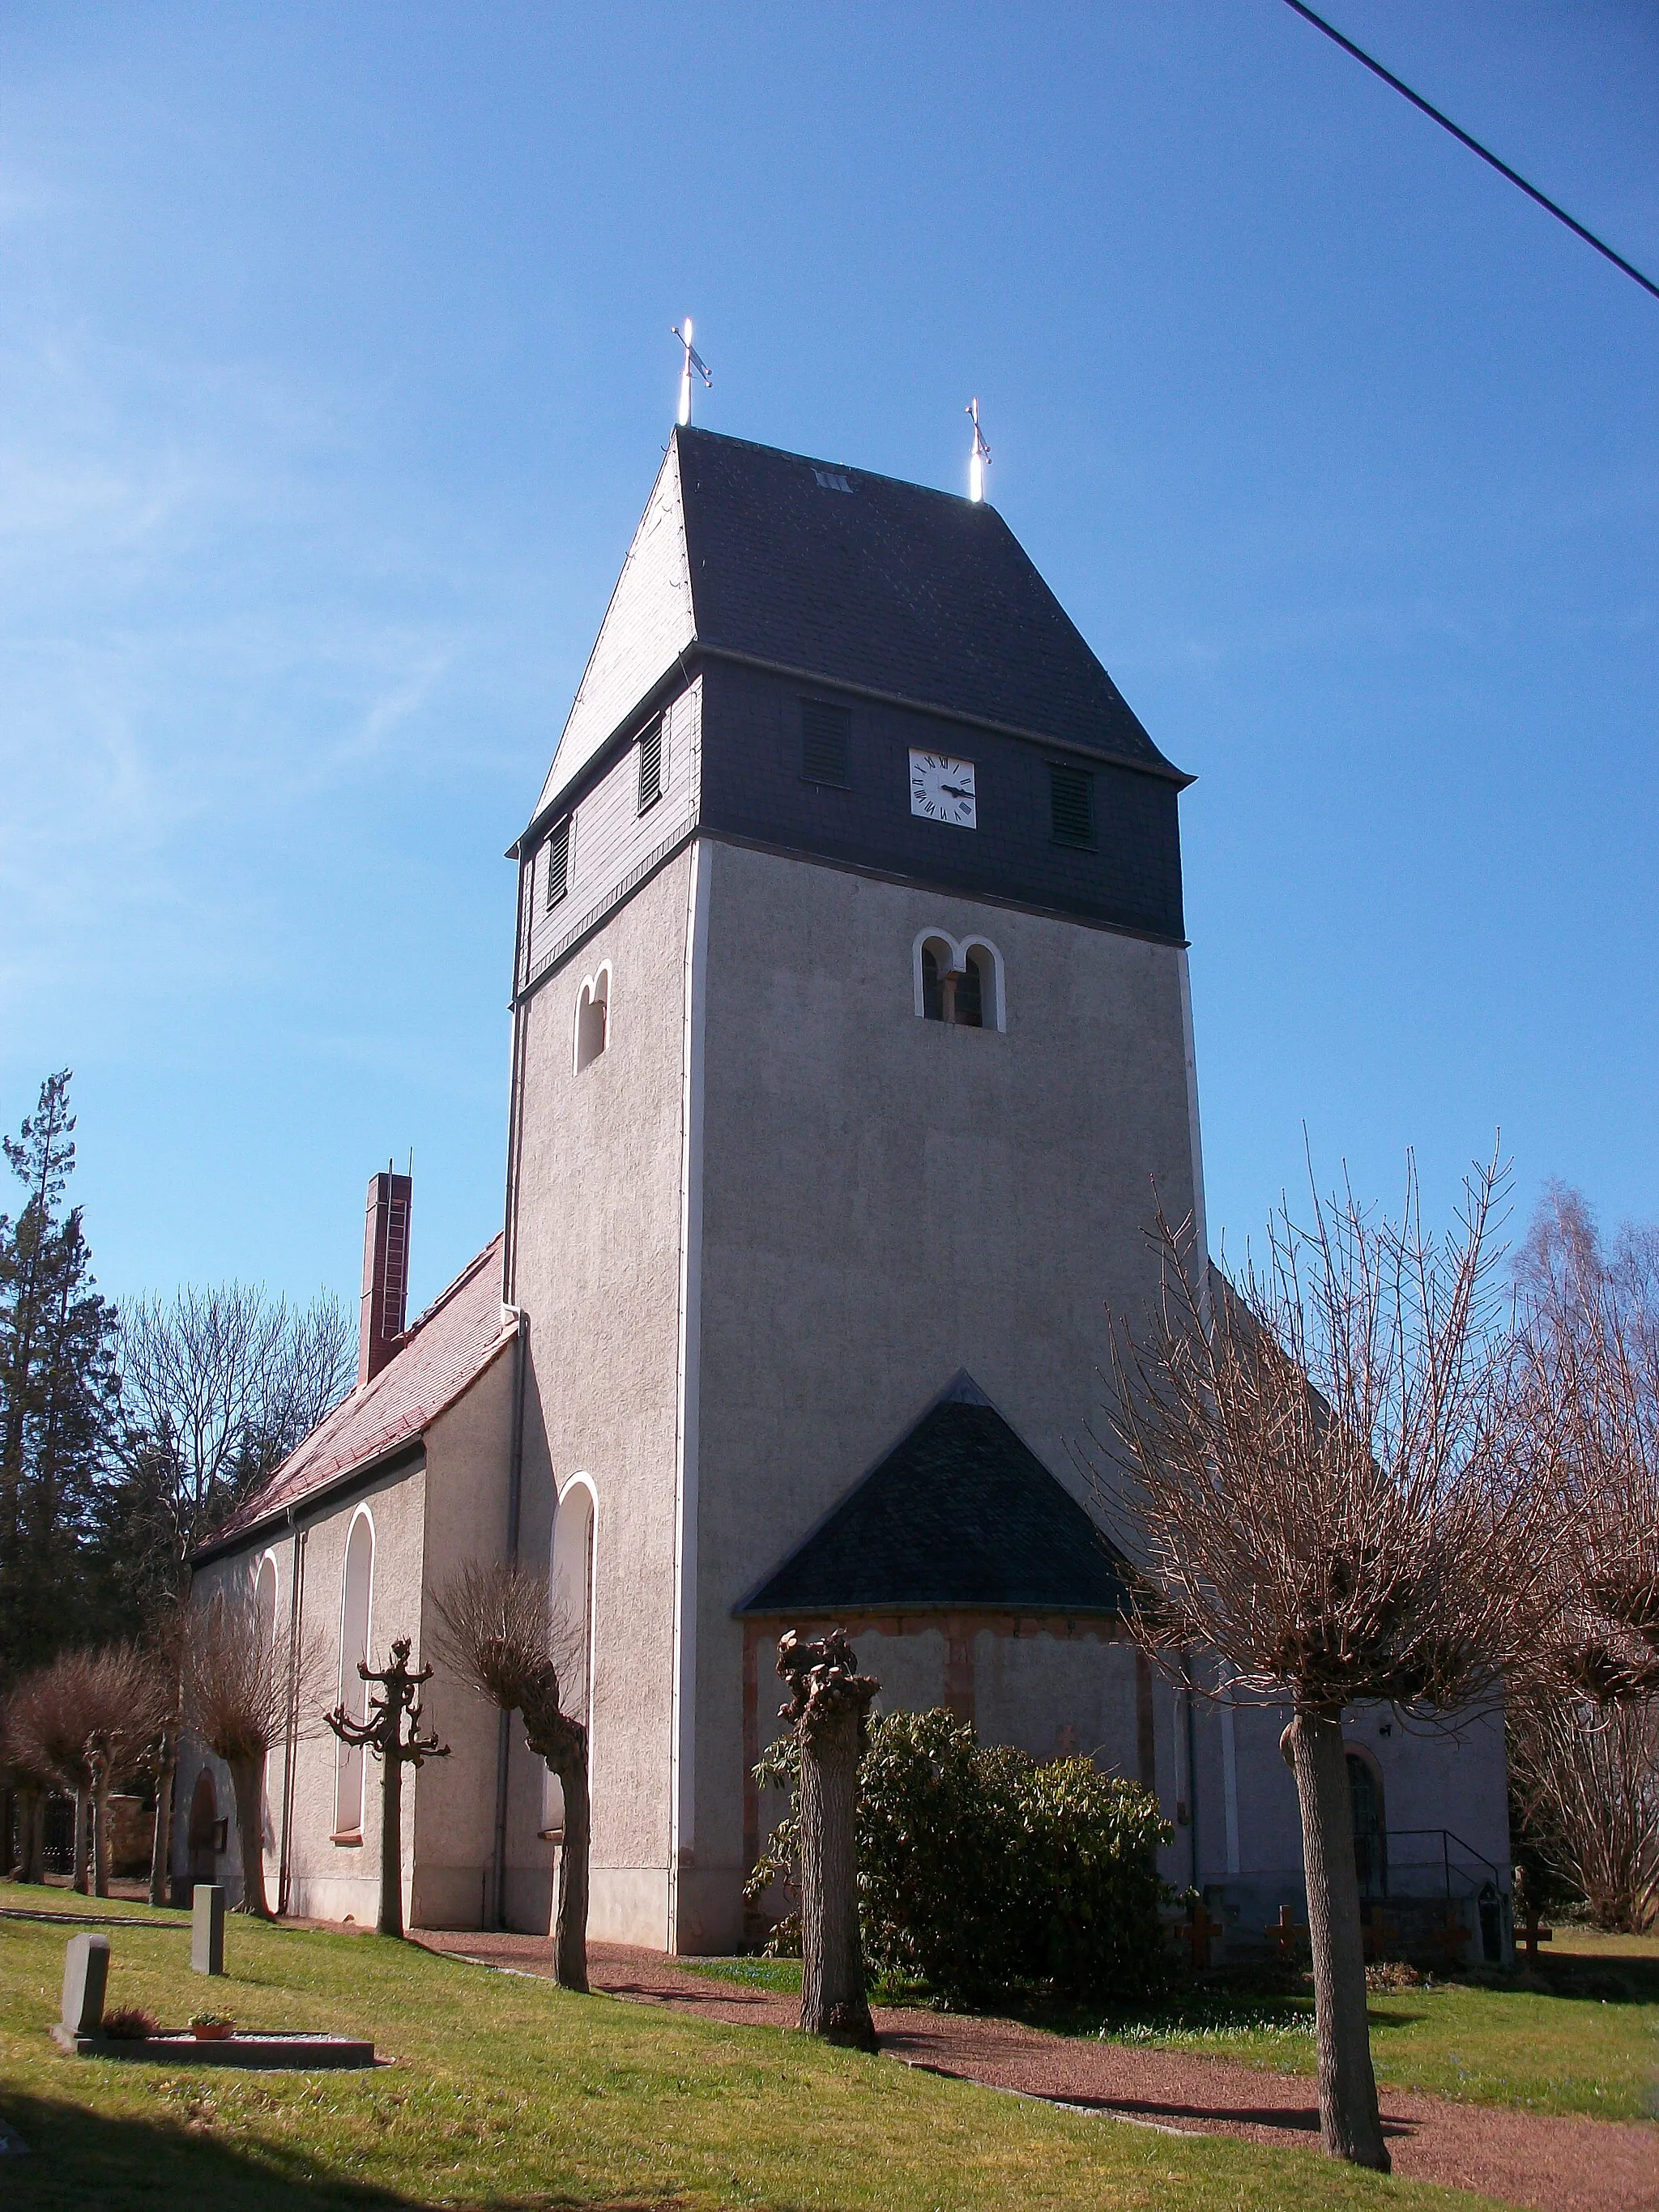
[0,1072,118,1686]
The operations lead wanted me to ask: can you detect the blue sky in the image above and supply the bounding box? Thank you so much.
[3,1,1655,1319]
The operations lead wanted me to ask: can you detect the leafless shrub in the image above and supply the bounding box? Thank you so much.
[431,1562,590,1991]
[1509,1695,1659,1932]
[186,1588,326,1917]
[1090,1155,1555,2171]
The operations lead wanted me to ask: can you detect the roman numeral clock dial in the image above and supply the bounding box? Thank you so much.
[909,749,977,828]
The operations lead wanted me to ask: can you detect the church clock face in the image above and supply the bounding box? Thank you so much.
[909,749,977,828]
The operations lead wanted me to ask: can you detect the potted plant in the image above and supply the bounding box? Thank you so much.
[189,2010,236,2042]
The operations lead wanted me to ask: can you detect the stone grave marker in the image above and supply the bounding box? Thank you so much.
[60,1933,109,2038]
[192,1883,225,1975]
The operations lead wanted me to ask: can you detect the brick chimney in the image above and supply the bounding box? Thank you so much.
[358,1170,412,1387]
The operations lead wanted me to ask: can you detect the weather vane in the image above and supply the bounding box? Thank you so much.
[672,318,712,427]
[966,397,992,503]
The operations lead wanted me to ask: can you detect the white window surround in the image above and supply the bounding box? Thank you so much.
[543,1473,598,1837]
[333,1506,376,1843]
[574,961,612,1072]
[911,928,1006,1032]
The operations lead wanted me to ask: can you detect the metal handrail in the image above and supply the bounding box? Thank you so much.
[1386,1827,1503,1897]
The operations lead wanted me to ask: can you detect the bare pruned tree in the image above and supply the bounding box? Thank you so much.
[0,1678,54,1882]
[1512,1185,1659,1706]
[6,1645,166,1894]
[325,1637,449,1940]
[1506,1186,1659,1929]
[1090,1157,1556,2172]
[431,1563,589,1991]
[1509,1695,1658,1933]
[186,1588,326,1917]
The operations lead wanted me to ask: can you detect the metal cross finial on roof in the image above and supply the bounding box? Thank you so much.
[672,317,712,427]
[966,398,992,503]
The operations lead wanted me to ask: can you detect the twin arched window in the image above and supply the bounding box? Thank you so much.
[914,931,1004,1031]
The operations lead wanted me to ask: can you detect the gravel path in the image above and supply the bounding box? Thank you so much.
[416,1930,1659,2212]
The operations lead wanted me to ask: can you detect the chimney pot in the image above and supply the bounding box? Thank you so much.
[359,1170,412,1387]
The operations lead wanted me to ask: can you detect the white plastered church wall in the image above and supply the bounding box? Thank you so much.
[508,848,697,1949]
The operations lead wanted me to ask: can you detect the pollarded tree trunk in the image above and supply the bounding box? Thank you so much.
[798,1694,872,2046]
[89,1759,113,1899]
[12,1788,43,1882]
[377,1752,404,1938]
[552,1750,591,1993]
[72,1788,92,1894]
[778,1629,879,2052]
[1289,1711,1388,2171]
[226,1754,271,1916]
[148,1733,176,1907]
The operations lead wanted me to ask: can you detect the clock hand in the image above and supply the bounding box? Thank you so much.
[940,782,972,799]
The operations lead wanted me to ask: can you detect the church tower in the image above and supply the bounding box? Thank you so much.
[502,428,1206,1951]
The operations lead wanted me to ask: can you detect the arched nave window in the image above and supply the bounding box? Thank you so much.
[333,1509,374,1842]
[542,1477,596,1839]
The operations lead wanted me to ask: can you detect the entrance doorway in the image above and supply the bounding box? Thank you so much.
[1347,1752,1386,1896]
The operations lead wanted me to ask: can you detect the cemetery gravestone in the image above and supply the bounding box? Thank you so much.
[192,1884,225,1975]
[60,1933,109,2037]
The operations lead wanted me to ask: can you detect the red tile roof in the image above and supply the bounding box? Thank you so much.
[206,1236,514,1551]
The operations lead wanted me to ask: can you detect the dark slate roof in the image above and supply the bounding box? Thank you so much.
[676,428,1179,778]
[736,1375,1132,1618]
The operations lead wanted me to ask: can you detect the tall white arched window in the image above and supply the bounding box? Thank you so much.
[333,1509,375,1842]
[542,1476,596,1839]
[574,963,611,1073]
[254,1554,279,1851]
[913,929,1005,1032]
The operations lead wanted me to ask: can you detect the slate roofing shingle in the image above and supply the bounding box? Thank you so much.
[736,1375,1132,1619]
[200,1235,514,1557]
[676,427,1176,776]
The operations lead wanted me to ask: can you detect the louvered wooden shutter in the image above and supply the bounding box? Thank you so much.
[1049,763,1094,848]
[638,718,663,812]
[545,816,571,908]
[800,701,851,787]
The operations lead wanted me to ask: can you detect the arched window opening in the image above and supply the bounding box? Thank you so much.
[920,943,946,1022]
[964,944,1001,1029]
[1346,1750,1386,1899]
[543,1479,596,1840]
[188,1767,220,1885]
[954,953,984,1029]
[254,1555,279,1848]
[254,1555,278,1655]
[334,1512,374,1843]
[575,967,610,1072]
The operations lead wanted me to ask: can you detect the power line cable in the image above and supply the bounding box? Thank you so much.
[1280,0,1659,305]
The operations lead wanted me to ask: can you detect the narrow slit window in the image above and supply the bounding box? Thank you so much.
[1049,763,1094,848]
[800,701,851,788]
[545,817,571,909]
[638,718,663,813]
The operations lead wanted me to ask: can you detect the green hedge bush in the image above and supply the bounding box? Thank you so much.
[747,1706,1175,2005]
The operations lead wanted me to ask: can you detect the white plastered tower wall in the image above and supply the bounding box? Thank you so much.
[505,847,700,1947]
[672,843,1202,1950]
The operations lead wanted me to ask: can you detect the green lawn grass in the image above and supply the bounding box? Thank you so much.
[0,1882,1505,2212]
[684,1945,1659,2127]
